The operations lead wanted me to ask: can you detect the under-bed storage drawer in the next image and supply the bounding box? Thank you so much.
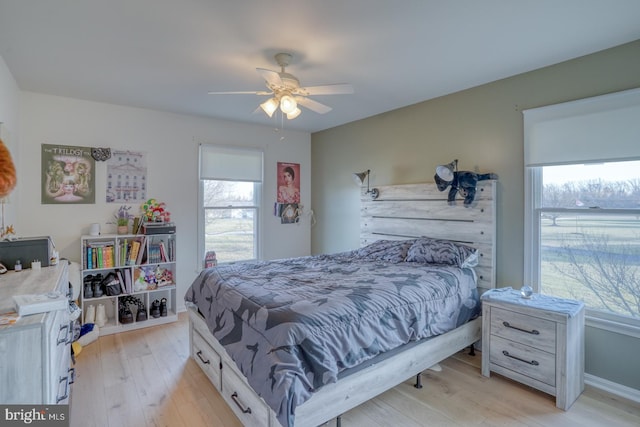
[192,329,221,389]
[221,361,270,427]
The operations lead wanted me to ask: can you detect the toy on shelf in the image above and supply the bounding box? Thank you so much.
[141,198,171,223]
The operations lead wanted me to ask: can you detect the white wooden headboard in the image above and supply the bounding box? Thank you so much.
[360,180,497,294]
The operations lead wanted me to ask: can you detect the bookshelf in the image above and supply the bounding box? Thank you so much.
[79,232,177,335]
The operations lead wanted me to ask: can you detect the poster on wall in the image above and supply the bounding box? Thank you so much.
[106,150,147,203]
[42,144,95,204]
[277,162,300,224]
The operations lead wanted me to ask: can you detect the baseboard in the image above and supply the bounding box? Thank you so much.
[585,373,640,403]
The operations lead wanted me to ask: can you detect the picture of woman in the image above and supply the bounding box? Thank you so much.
[277,163,300,204]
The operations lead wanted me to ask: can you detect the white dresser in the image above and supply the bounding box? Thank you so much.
[481,288,585,410]
[0,262,72,404]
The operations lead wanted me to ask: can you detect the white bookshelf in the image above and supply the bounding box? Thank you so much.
[79,232,177,335]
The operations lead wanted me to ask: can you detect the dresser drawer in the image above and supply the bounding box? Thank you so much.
[53,348,72,404]
[192,329,222,389]
[47,310,72,377]
[490,306,556,354]
[490,335,556,386]
[221,361,270,427]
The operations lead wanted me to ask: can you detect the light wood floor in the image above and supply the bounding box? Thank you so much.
[70,312,640,427]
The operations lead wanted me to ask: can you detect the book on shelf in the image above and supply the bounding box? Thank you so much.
[128,240,141,265]
[169,238,175,262]
[123,268,133,294]
[158,240,167,262]
[135,236,146,265]
[132,217,141,235]
[116,269,126,294]
[147,243,159,264]
[86,247,93,269]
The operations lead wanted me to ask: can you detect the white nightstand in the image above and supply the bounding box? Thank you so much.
[481,288,585,410]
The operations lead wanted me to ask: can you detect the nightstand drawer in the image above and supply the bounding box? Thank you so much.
[490,335,556,387]
[490,307,556,354]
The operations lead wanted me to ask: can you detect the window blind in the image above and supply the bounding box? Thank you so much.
[523,87,640,167]
[199,144,263,182]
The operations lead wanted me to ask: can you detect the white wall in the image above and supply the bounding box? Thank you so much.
[0,54,20,227]
[18,92,311,311]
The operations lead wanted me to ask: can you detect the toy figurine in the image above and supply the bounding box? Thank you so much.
[434,162,497,206]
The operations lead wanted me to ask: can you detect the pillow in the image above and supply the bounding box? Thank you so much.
[406,237,478,268]
[355,239,415,263]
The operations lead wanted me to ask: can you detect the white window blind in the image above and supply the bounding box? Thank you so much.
[199,144,263,182]
[523,87,640,167]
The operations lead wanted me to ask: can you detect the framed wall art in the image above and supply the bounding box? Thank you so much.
[42,144,95,204]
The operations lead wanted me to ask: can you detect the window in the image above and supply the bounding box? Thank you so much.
[536,161,640,319]
[524,88,640,332]
[198,145,263,265]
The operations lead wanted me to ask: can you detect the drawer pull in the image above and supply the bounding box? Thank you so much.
[66,320,74,345]
[502,350,539,366]
[231,392,252,414]
[57,323,70,345]
[196,350,210,365]
[56,375,69,403]
[502,321,539,335]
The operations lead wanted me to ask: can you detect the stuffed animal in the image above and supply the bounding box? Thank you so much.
[0,138,16,197]
[434,171,497,206]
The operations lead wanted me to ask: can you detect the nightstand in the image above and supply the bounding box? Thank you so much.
[481,288,585,410]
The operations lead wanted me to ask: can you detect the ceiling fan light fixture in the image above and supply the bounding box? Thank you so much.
[260,98,278,117]
[286,107,301,120]
[279,94,297,114]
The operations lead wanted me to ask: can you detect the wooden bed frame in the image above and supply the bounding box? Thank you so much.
[188,180,496,426]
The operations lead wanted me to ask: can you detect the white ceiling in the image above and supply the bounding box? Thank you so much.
[1,1,640,133]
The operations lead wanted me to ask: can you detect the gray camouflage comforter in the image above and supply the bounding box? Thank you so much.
[185,250,479,427]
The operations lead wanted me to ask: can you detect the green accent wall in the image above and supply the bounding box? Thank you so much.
[311,39,640,391]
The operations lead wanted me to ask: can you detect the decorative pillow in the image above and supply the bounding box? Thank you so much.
[355,239,415,263]
[406,237,478,268]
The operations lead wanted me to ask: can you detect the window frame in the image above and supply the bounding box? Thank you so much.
[525,165,640,338]
[197,145,263,270]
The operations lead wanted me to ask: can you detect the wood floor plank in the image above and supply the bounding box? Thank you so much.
[70,312,640,427]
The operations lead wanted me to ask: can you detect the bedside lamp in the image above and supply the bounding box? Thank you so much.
[352,169,379,200]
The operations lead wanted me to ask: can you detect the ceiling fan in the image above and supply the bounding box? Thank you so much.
[208,53,354,120]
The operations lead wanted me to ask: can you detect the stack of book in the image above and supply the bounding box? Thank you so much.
[119,237,146,266]
[85,241,115,269]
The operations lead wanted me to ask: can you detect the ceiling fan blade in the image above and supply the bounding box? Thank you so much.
[295,96,332,114]
[208,90,271,95]
[256,68,283,87]
[296,83,354,96]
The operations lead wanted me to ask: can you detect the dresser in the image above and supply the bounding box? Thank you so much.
[0,262,72,404]
[481,288,585,410]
